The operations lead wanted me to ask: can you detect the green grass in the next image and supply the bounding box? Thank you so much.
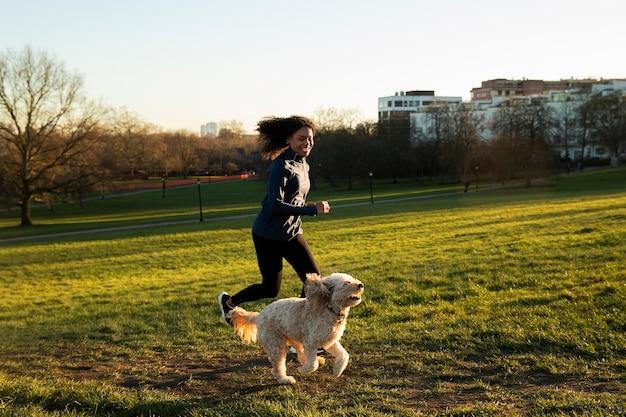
[0,167,625,416]
[0,178,465,240]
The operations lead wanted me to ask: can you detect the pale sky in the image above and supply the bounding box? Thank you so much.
[2,0,625,133]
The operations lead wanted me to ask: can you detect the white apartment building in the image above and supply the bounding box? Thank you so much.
[409,79,626,161]
[378,90,462,123]
[200,122,218,137]
[592,79,626,95]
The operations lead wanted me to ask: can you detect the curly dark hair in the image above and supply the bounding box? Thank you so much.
[257,115,317,160]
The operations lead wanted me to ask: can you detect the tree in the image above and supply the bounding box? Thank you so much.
[378,117,411,183]
[552,99,582,171]
[418,104,454,182]
[0,47,105,226]
[309,109,372,188]
[581,92,626,162]
[217,120,246,140]
[109,108,157,176]
[353,121,378,183]
[200,134,259,176]
[443,105,483,182]
[411,139,438,181]
[164,130,200,177]
[492,98,554,186]
[577,99,593,171]
[313,107,363,130]
[413,104,484,183]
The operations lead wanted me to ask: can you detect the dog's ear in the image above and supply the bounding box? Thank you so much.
[305,274,331,301]
[305,273,321,285]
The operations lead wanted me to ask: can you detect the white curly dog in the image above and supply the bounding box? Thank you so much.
[228,272,364,384]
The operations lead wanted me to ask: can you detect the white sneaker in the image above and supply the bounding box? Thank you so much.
[217,292,233,326]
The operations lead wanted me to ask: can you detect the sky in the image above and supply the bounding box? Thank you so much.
[2,0,625,133]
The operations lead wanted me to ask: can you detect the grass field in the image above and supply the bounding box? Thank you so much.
[1,168,625,416]
[0,178,465,240]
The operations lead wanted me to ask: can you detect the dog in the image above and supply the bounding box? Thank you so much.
[228,272,364,384]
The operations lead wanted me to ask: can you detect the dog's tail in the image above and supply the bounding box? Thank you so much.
[229,307,259,344]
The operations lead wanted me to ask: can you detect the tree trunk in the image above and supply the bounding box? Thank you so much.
[19,196,33,226]
[579,127,587,171]
[525,177,532,187]
[323,174,337,187]
[524,163,532,187]
[347,166,352,191]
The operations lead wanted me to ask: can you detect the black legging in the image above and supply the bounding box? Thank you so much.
[230,232,320,306]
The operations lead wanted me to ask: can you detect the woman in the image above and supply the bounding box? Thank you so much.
[218,115,330,325]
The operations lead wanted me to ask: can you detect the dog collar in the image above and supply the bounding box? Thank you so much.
[327,305,346,321]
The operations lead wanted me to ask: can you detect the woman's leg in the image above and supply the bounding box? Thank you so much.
[229,233,284,306]
[283,234,327,353]
[283,234,320,298]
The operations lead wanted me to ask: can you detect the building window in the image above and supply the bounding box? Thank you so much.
[596,147,606,155]
[394,100,402,107]
[422,101,431,106]
[387,101,392,107]
[409,100,414,106]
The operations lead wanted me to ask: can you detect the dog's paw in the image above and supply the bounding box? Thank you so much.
[277,376,296,385]
[298,363,319,374]
[332,367,346,377]
[333,354,349,377]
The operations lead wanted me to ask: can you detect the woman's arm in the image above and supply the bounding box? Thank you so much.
[266,162,317,216]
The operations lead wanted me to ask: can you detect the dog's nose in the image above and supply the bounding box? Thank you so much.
[357,283,364,289]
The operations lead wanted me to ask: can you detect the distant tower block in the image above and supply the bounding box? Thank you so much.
[201,122,218,136]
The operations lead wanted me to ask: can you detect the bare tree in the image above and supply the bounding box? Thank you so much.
[577,100,593,171]
[419,104,454,182]
[552,99,583,172]
[413,104,484,183]
[164,130,201,177]
[443,105,483,182]
[378,116,411,183]
[109,108,157,176]
[581,91,626,163]
[492,98,554,186]
[0,47,105,226]
[313,107,364,130]
[217,120,246,140]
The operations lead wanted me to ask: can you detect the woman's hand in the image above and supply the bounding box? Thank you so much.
[314,201,331,215]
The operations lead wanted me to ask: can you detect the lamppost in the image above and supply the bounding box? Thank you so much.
[474,165,479,191]
[197,178,204,222]
[161,176,166,199]
[369,171,374,204]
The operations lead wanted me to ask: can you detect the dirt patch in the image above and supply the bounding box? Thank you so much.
[41,350,280,397]
[2,350,625,413]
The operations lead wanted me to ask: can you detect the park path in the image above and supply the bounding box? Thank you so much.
[0,189,478,245]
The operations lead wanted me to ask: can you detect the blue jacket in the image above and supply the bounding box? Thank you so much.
[252,148,317,240]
